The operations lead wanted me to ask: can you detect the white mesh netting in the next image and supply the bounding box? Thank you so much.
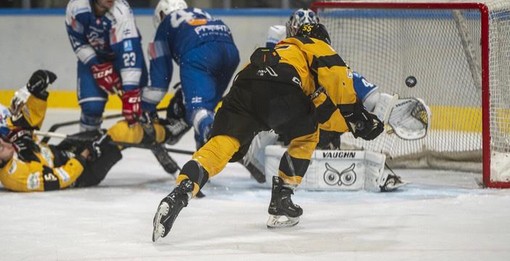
[313,0,510,185]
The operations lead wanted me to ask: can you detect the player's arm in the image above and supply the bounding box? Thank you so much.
[109,6,145,93]
[106,4,145,124]
[305,40,383,140]
[266,25,286,48]
[0,153,86,192]
[144,17,175,116]
[148,18,174,93]
[8,70,56,130]
[65,5,99,66]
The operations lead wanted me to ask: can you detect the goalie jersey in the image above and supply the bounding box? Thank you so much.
[65,0,146,92]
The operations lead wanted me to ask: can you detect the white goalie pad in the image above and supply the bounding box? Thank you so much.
[372,93,431,140]
[387,98,431,140]
[264,145,390,192]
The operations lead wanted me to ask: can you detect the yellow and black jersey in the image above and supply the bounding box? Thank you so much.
[0,145,85,192]
[0,94,86,192]
[275,36,357,133]
[7,94,47,131]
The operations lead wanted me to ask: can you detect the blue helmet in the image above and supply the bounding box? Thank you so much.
[0,103,11,139]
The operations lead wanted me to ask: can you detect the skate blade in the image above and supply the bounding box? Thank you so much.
[381,181,408,192]
[266,214,300,228]
[152,202,170,242]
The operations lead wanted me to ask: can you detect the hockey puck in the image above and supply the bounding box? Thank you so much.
[405,76,417,88]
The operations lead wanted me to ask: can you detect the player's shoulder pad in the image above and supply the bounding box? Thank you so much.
[110,0,135,21]
[267,25,286,45]
[66,0,92,17]
[268,25,286,36]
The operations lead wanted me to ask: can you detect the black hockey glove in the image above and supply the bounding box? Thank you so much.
[167,88,186,120]
[8,129,40,162]
[317,129,341,150]
[87,133,112,162]
[339,101,384,141]
[26,70,57,99]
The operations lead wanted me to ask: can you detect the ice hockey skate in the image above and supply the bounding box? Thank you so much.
[267,176,302,228]
[380,173,407,192]
[152,179,194,242]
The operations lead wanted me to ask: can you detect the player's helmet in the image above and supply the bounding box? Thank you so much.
[286,8,319,38]
[0,103,11,140]
[296,23,331,45]
[153,0,188,28]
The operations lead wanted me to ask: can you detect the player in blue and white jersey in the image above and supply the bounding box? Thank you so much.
[65,0,148,131]
[144,0,240,149]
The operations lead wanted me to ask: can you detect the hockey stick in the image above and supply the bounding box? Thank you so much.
[41,107,168,144]
[42,82,182,143]
[34,130,194,155]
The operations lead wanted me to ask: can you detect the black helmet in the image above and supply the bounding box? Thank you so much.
[296,23,331,45]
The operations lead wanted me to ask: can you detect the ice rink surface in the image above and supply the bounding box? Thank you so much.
[1,109,510,261]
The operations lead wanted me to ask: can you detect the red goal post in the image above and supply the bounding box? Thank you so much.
[311,0,510,188]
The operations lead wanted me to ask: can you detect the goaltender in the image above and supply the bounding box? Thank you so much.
[0,70,181,192]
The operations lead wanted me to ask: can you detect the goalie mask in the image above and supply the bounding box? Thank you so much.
[153,0,188,28]
[296,23,331,45]
[286,8,319,38]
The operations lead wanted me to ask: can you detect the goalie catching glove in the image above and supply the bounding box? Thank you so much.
[339,101,384,140]
[91,62,121,95]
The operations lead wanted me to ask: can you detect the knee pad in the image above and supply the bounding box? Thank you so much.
[80,113,102,131]
[79,100,106,131]
[141,86,167,113]
[189,108,214,149]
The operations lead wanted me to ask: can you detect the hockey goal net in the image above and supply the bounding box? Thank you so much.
[312,0,510,188]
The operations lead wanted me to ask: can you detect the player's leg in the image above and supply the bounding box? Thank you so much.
[77,62,108,131]
[262,83,319,228]
[153,83,259,241]
[179,62,219,149]
[179,42,239,150]
[141,85,167,118]
[268,128,319,228]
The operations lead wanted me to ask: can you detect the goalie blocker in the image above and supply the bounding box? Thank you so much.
[264,145,404,192]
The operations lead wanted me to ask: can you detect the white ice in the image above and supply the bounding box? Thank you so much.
[1,109,510,261]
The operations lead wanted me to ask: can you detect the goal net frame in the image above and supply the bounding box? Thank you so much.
[311,1,510,188]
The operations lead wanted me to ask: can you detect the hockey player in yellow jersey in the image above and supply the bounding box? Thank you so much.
[0,70,181,192]
[0,70,108,192]
[152,23,384,242]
